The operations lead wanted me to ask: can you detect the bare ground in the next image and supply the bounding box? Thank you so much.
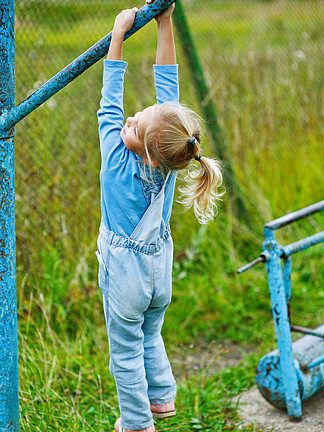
[237,386,324,432]
[170,340,247,380]
[170,341,324,432]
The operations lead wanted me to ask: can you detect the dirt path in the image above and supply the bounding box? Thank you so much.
[170,341,246,380]
[237,386,324,432]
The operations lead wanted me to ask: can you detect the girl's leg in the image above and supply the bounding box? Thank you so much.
[142,304,177,406]
[103,296,154,430]
[142,238,177,407]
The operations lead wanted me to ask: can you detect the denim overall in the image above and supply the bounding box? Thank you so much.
[96,170,177,430]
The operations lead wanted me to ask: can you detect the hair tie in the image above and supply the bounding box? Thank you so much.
[194,153,202,162]
[188,136,196,146]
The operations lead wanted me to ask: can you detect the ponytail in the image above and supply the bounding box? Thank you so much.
[178,156,224,224]
[144,102,225,223]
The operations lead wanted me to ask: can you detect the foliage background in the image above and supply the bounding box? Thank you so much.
[14,0,324,430]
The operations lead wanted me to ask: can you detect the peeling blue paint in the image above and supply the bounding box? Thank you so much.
[262,231,302,420]
[256,325,324,409]
[0,0,19,430]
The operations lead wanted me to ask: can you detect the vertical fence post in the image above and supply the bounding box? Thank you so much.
[0,0,19,430]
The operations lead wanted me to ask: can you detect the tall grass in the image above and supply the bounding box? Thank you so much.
[13,0,324,430]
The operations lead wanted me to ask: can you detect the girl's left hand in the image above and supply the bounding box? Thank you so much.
[113,7,138,37]
[145,0,175,21]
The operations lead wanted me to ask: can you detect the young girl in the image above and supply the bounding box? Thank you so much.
[96,2,223,431]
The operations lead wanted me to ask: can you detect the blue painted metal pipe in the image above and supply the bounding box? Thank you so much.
[0,0,20,430]
[282,231,324,258]
[256,325,324,409]
[262,230,302,420]
[308,355,324,370]
[0,0,176,133]
[237,231,324,275]
[264,200,324,232]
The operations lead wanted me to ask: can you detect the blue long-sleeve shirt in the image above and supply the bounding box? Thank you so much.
[98,60,179,238]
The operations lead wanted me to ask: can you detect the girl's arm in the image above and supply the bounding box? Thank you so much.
[107,8,138,61]
[97,8,138,171]
[149,1,179,104]
[146,1,176,65]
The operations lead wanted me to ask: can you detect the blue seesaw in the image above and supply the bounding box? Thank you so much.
[238,200,324,421]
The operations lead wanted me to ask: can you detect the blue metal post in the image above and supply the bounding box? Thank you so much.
[263,228,302,420]
[0,0,19,431]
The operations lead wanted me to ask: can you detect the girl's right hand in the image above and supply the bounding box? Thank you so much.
[146,0,175,22]
[112,8,138,37]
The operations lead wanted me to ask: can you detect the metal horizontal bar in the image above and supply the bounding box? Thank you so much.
[264,200,324,232]
[281,231,324,258]
[240,231,323,275]
[0,0,176,132]
[237,255,265,274]
[307,355,324,370]
[291,325,324,339]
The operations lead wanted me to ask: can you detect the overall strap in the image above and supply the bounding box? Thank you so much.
[130,171,171,244]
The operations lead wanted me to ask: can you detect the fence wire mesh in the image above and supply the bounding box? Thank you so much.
[15,0,324,287]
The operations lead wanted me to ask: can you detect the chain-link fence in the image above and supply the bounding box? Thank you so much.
[15,0,324,287]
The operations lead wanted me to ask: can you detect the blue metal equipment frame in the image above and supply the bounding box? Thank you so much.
[0,1,176,430]
[238,200,324,420]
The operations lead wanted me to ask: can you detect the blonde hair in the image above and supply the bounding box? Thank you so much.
[144,103,224,224]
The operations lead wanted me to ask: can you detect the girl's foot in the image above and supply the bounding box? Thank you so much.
[114,418,155,432]
[150,400,176,419]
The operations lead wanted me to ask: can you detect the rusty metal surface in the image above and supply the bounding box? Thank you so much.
[256,325,324,409]
[291,325,324,340]
[256,353,303,410]
[263,230,303,420]
[0,1,19,431]
[0,0,176,133]
[236,255,266,274]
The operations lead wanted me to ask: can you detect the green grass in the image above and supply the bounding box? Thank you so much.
[13,0,324,430]
[19,284,262,431]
